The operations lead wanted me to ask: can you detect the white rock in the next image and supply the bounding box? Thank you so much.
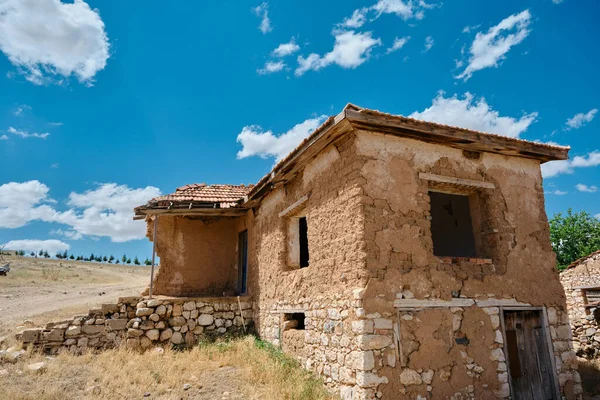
[198,314,214,326]
[400,369,422,386]
[27,362,46,373]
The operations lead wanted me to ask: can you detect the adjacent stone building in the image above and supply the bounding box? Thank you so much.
[560,250,600,360]
[131,104,580,399]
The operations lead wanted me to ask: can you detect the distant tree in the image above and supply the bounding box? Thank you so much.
[133,256,140,265]
[39,249,44,256]
[69,254,75,260]
[43,250,50,258]
[55,252,63,259]
[95,256,102,262]
[121,254,127,264]
[115,259,120,264]
[77,255,82,261]
[89,253,95,262]
[144,258,152,266]
[62,250,68,259]
[30,251,35,257]
[550,209,600,270]
[108,255,114,264]
[103,255,108,262]
[126,258,131,264]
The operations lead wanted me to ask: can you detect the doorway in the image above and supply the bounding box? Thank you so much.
[237,230,248,295]
[503,310,557,400]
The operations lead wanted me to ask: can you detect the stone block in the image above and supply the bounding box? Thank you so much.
[20,329,41,343]
[149,313,160,322]
[352,320,374,334]
[156,305,167,317]
[171,332,183,344]
[146,329,160,341]
[169,317,186,327]
[373,319,393,330]
[65,326,81,337]
[146,299,161,307]
[346,350,374,371]
[127,328,144,338]
[107,319,127,331]
[356,334,392,350]
[172,304,183,317]
[198,314,214,326]
[82,325,105,334]
[160,328,173,341]
[183,301,196,311]
[42,329,65,342]
[136,308,153,317]
[140,320,155,330]
[400,369,422,386]
[356,372,388,388]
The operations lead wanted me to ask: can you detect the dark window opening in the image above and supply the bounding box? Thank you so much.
[505,329,522,379]
[237,230,248,295]
[299,217,309,268]
[284,312,305,330]
[429,191,477,257]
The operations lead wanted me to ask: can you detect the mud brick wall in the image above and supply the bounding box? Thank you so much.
[18,296,253,353]
[560,252,600,359]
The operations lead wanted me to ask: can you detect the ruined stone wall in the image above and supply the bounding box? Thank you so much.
[560,253,600,359]
[19,296,253,353]
[150,216,241,296]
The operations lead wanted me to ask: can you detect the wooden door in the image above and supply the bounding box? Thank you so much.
[503,310,557,400]
[237,230,248,295]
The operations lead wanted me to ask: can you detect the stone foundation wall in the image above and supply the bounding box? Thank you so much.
[18,296,253,353]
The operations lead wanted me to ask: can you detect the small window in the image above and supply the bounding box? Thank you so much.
[299,217,309,268]
[284,312,305,330]
[287,211,310,269]
[429,191,476,257]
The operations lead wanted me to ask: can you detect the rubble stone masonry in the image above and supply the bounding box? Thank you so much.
[18,296,252,353]
[560,251,600,359]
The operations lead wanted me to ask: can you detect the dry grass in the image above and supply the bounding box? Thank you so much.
[580,358,600,399]
[0,337,334,400]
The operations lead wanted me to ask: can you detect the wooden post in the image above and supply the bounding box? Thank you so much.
[149,216,158,299]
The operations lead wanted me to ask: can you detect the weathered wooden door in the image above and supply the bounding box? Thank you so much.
[237,230,248,295]
[503,310,557,400]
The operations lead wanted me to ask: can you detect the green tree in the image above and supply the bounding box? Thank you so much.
[126,258,131,264]
[103,255,108,262]
[43,250,50,258]
[549,209,600,270]
[108,255,114,264]
[115,259,120,264]
[70,254,75,260]
[122,254,127,264]
[55,252,63,259]
[39,249,44,256]
[133,256,140,265]
[89,253,95,262]
[30,251,35,257]
[144,258,152,266]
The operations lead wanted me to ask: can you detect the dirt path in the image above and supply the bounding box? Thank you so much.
[0,256,149,333]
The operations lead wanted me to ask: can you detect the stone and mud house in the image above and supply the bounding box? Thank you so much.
[560,250,600,360]
[19,104,582,399]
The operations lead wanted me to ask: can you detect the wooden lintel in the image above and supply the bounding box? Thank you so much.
[418,173,496,189]
[139,208,248,217]
[278,195,309,218]
[393,298,475,308]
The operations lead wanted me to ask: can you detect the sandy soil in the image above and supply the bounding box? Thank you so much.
[0,255,149,336]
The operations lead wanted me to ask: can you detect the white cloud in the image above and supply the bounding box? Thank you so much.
[0,180,57,228]
[53,183,161,242]
[272,38,300,57]
[542,151,600,178]
[2,239,69,253]
[565,108,597,130]
[409,92,538,138]
[386,36,410,54]
[296,30,381,76]
[51,163,59,168]
[253,2,272,34]
[462,24,481,34]
[456,10,532,81]
[0,0,109,85]
[0,180,161,242]
[552,0,563,4]
[545,189,567,195]
[14,104,32,116]
[0,134,8,140]
[340,0,435,29]
[47,122,64,127]
[237,115,328,161]
[257,60,285,75]
[50,228,83,240]
[340,8,370,28]
[423,36,434,52]
[575,184,598,193]
[8,126,49,139]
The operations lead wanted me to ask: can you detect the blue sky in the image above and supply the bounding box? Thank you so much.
[0,0,598,260]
